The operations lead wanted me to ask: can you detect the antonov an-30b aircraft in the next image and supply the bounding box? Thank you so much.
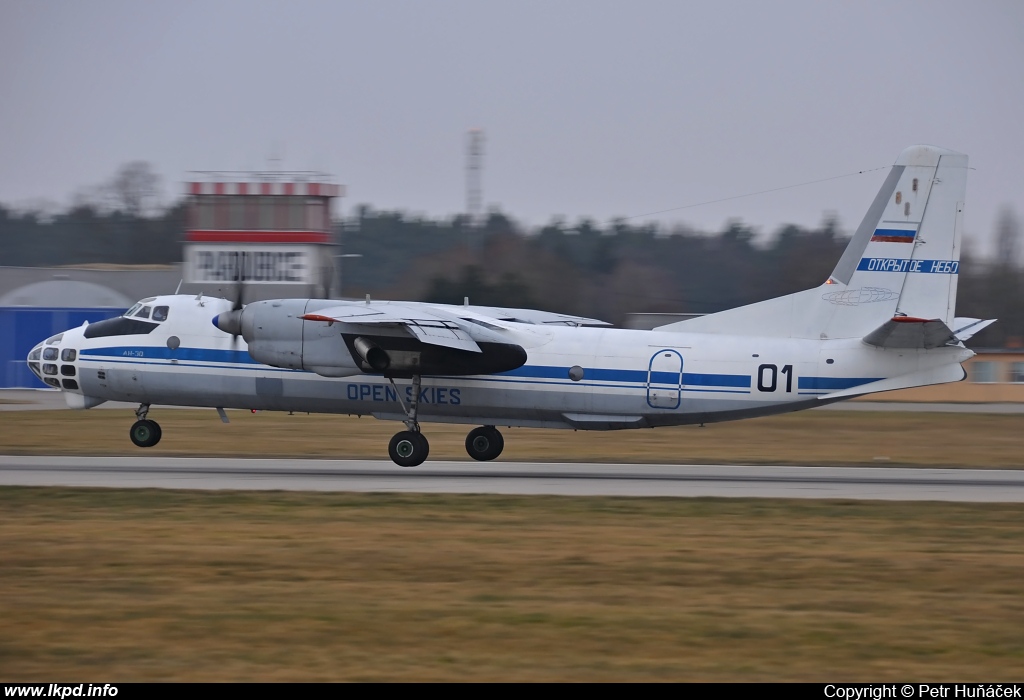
[29,145,993,466]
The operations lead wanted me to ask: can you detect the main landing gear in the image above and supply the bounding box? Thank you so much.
[387,375,429,467]
[465,425,504,461]
[388,430,429,468]
[129,403,162,448]
[384,376,505,466]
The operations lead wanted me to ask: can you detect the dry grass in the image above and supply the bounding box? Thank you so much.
[0,488,1022,681]
[1,408,1023,467]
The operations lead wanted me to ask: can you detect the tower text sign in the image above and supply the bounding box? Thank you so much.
[185,245,314,284]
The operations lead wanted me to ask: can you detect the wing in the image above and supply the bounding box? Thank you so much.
[301,303,483,352]
[301,298,609,346]
[453,304,611,327]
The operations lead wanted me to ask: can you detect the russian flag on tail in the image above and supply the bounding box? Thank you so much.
[871,227,917,243]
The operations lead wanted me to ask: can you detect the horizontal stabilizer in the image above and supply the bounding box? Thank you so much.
[817,363,966,400]
[951,317,997,342]
[862,316,956,349]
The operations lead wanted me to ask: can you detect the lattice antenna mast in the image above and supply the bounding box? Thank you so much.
[466,129,484,228]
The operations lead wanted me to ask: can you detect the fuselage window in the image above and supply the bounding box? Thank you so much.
[61,348,76,362]
[42,347,58,361]
[152,306,169,322]
[60,365,76,377]
[135,306,152,319]
[29,348,42,361]
[43,364,58,375]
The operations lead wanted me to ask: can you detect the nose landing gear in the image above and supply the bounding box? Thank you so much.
[465,426,504,461]
[129,403,162,448]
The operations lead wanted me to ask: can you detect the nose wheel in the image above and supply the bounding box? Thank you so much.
[130,419,162,447]
[129,403,162,448]
[465,426,504,461]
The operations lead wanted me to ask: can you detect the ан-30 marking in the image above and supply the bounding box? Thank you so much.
[757,363,793,393]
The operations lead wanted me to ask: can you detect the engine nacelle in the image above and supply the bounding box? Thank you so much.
[231,299,527,378]
[234,299,360,376]
[339,332,527,377]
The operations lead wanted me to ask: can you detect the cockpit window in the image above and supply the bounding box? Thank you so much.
[84,317,159,339]
[46,333,63,345]
[28,348,41,361]
[42,347,58,361]
[125,303,142,317]
[152,306,169,322]
[134,306,151,319]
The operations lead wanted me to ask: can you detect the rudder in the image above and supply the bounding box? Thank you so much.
[828,145,968,332]
[657,145,969,340]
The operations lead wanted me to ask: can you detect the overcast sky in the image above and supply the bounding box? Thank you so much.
[2,1,1022,255]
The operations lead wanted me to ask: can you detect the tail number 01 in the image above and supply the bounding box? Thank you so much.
[757,364,793,393]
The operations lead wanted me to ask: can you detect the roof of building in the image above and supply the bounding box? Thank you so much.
[0,279,134,308]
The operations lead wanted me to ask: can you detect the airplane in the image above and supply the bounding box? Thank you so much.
[27,145,994,467]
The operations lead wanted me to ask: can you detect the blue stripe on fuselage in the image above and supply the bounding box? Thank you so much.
[84,347,874,393]
[498,364,751,388]
[81,346,257,364]
[82,348,752,389]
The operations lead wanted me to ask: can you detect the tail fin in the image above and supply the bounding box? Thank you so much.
[657,145,969,339]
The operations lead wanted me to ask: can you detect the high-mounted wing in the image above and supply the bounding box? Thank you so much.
[289,300,528,377]
[445,304,610,327]
[301,303,482,353]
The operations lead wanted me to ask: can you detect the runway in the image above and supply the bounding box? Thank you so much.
[2,455,1023,501]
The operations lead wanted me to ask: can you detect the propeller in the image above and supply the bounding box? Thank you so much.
[211,280,246,349]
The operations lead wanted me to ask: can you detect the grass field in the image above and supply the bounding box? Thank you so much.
[1,407,1023,467]
[1,488,1022,681]
[2,409,1022,680]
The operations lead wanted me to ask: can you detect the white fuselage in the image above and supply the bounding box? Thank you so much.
[32,295,972,430]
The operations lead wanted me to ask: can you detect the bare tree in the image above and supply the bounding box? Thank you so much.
[109,161,162,217]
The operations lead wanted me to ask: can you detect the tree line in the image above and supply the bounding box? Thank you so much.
[1,165,1021,346]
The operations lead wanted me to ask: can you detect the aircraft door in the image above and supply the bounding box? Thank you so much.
[646,349,683,409]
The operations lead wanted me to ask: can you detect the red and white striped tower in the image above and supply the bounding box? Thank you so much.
[182,172,345,299]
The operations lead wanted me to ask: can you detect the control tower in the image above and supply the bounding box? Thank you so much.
[182,172,345,300]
